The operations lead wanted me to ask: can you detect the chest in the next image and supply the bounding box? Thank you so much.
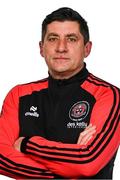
[19,85,96,143]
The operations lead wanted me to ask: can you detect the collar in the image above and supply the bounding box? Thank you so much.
[48,63,89,88]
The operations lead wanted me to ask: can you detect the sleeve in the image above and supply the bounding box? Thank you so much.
[20,85,120,178]
[0,86,54,179]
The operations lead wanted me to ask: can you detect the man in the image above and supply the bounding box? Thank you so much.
[0,7,120,179]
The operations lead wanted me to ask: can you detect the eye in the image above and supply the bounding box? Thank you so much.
[47,36,58,42]
[67,37,77,42]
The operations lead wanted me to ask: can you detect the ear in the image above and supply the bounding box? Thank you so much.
[39,41,44,57]
[84,41,92,58]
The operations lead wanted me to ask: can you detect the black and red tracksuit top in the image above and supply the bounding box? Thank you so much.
[0,64,120,179]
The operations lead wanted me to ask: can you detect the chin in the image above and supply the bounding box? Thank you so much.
[54,68,69,73]
[53,65,71,71]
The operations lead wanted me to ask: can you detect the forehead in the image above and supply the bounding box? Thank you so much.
[46,21,81,35]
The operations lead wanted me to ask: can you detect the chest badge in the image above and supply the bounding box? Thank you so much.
[69,101,90,121]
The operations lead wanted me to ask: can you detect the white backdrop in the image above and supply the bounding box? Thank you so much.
[0,0,120,179]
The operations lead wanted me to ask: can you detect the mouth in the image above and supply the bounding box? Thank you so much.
[53,57,69,60]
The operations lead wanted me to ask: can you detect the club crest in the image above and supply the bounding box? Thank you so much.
[69,101,90,121]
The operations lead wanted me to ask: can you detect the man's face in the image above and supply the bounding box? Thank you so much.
[40,21,92,79]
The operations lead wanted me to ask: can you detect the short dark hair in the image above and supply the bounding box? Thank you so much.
[42,7,90,44]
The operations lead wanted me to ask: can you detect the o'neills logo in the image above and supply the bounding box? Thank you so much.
[25,106,39,118]
[69,101,90,121]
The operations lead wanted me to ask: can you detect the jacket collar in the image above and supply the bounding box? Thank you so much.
[48,63,89,88]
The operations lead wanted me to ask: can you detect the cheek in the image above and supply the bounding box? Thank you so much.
[43,45,54,57]
[43,49,53,64]
[70,48,84,59]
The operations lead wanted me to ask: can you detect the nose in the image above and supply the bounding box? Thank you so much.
[56,39,68,53]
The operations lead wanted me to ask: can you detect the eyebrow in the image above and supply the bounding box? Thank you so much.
[66,33,78,38]
[47,33,59,37]
[47,33,79,38]
[66,33,78,36]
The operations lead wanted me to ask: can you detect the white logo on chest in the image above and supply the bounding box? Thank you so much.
[25,106,39,118]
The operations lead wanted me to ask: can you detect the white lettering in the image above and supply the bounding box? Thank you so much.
[25,112,39,117]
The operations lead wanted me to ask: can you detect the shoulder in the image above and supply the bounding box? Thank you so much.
[5,78,49,102]
[82,73,120,100]
[88,73,119,89]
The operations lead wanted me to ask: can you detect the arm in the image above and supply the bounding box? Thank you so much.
[15,85,120,178]
[0,86,54,179]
